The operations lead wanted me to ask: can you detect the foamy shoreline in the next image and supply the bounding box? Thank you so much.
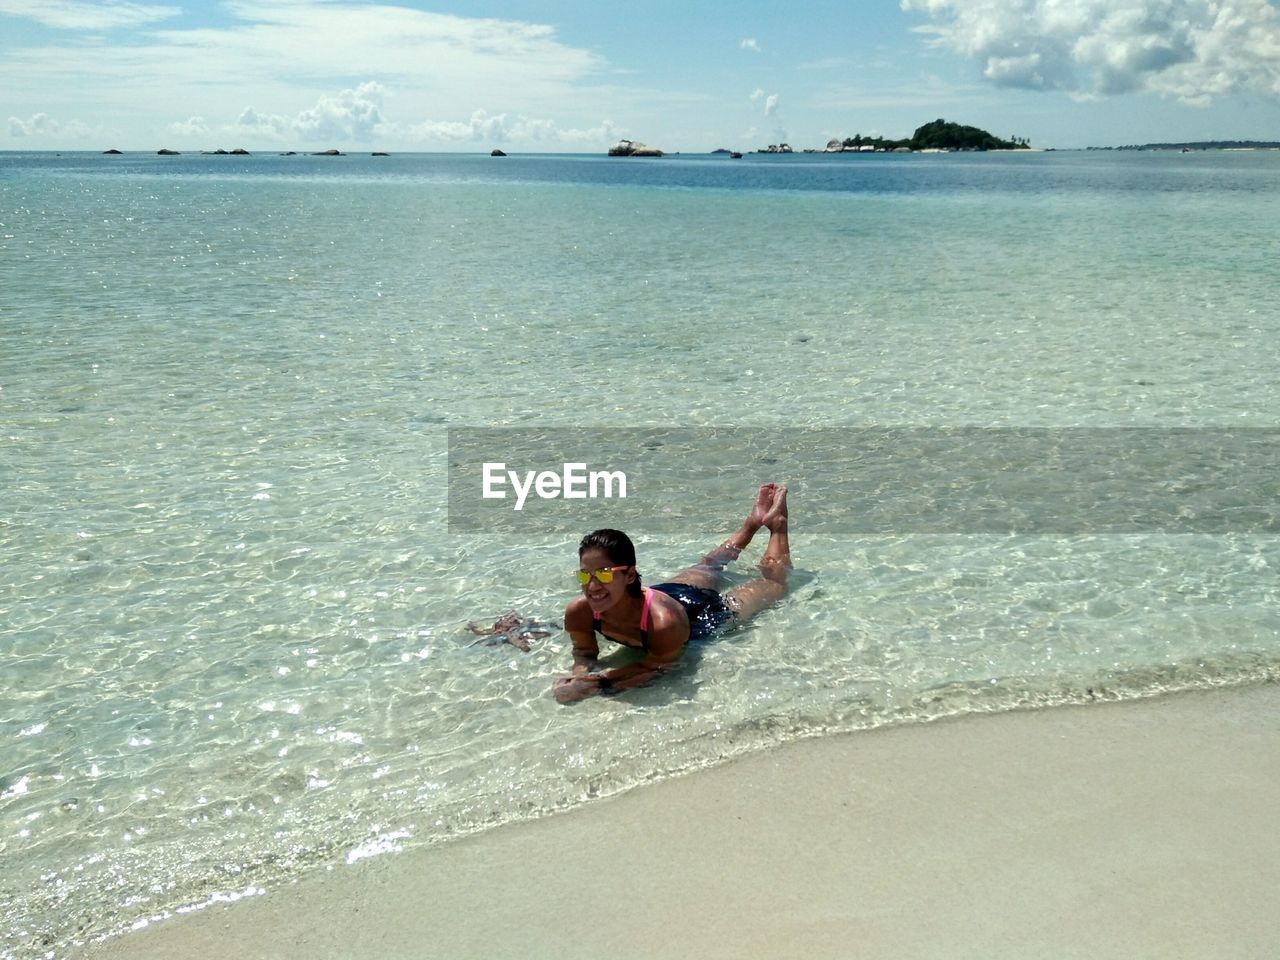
[72,682,1280,960]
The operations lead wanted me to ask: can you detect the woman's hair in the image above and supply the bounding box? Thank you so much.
[578,528,643,597]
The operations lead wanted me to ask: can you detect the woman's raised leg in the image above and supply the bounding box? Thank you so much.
[721,485,790,620]
[663,483,777,590]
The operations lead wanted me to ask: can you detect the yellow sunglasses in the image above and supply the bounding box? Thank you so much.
[575,565,629,585]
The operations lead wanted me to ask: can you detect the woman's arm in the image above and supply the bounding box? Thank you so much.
[570,633,600,676]
[553,616,686,703]
[564,598,600,676]
[592,627,683,691]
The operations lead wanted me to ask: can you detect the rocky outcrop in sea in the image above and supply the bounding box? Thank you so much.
[608,139,663,157]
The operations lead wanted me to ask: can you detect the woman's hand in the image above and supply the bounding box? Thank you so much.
[552,675,600,704]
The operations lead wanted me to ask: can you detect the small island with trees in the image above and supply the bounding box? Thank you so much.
[819,118,1031,153]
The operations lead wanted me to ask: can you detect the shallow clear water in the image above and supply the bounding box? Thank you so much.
[2,149,1279,958]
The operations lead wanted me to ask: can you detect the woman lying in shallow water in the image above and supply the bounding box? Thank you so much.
[553,483,791,704]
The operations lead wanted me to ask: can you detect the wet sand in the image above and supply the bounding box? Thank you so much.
[76,683,1280,960]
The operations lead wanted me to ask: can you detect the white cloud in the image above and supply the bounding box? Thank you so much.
[221,88,618,148]
[0,0,179,30]
[228,83,387,143]
[296,82,388,142]
[167,116,210,138]
[1,2,727,150]
[401,109,618,145]
[750,89,780,116]
[741,38,761,52]
[0,1,621,148]
[902,0,1280,103]
[191,1,603,87]
[0,2,604,106]
[8,111,93,138]
[747,89,786,143]
[235,107,293,141]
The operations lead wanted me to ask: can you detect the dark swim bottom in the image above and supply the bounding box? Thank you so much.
[652,582,737,641]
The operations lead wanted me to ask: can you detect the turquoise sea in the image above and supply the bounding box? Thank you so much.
[2,149,1279,958]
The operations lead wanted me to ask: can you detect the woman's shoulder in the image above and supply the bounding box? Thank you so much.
[564,595,595,631]
[646,587,690,637]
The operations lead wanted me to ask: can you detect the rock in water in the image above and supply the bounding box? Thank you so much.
[608,139,663,157]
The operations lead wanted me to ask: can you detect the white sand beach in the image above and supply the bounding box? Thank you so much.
[76,683,1280,960]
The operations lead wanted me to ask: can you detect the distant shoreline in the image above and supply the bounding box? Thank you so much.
[1091,140,1280,151]
[4,141,1280,157]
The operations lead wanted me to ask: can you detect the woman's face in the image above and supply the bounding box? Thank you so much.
[578,545,633,613]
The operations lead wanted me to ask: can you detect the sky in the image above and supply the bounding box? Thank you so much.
[3,0,1280,152]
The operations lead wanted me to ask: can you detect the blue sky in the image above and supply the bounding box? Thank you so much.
[4,0,1280,151]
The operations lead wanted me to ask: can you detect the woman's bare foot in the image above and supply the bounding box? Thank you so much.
[760,485,788,532]
[745,482,777,531]
[757,485,791,584]
[687,484,783,582]
[716,483,777,557]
